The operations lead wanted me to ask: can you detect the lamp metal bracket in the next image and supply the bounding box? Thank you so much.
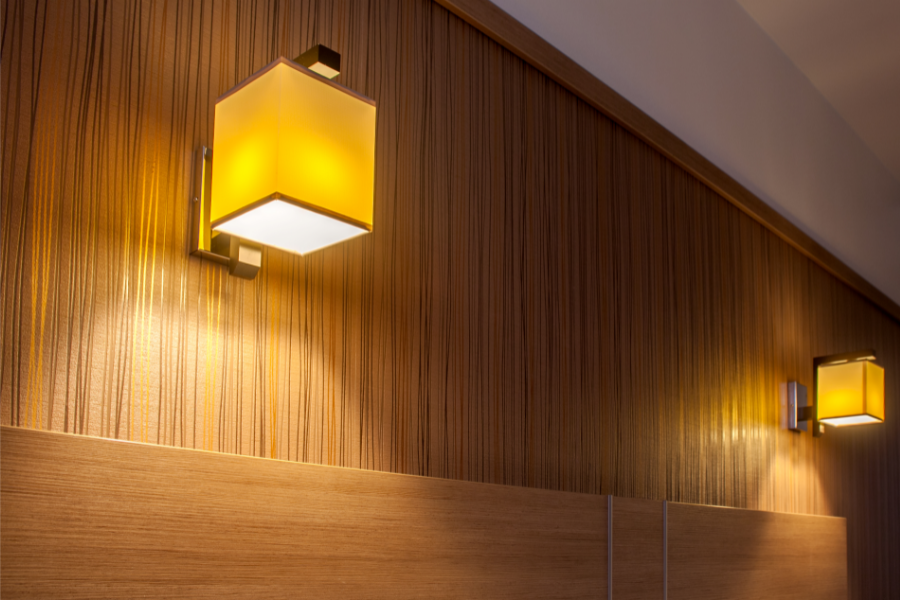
[294,44,341,78]
[787,381,813,434]
[190,146,261,280]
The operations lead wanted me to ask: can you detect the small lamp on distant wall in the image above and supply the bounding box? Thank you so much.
[788,350,885,436]
[191,45,376,280]
[816,352,884,427]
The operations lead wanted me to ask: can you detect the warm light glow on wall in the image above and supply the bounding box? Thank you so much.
[817,359,885,427]
[209,57,376,256]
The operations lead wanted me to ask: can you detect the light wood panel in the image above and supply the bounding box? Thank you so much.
[0,425,607,599]
[434,0,900,323]
[667,502,847,600]
[610,497,664,599]
[1,1,898,598]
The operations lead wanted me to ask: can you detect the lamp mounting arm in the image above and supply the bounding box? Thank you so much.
[294,44,341,79]
[190,146,261,280]
[787,381,821,435]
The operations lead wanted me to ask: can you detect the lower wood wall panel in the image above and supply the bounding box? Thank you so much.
[667,502,847,600]
[610,497,664,599]
[3,426,851,599]
[0,426,608,599]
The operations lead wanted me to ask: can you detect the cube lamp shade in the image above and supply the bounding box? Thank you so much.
[210,57,376,256]
[817,359,885,426]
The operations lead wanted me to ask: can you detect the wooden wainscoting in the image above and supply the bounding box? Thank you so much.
[610,496,665,599]
[667,502,847,600]
[2,426,849,599]
[0,426,607,599]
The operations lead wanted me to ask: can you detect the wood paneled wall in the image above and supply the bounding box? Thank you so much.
[667,502,847,600]
[0,0,897,597]
[1,426,609,599]
[435,0,900,324]
[3,426,849,599]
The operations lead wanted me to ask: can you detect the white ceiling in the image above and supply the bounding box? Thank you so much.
[489,0,900,309]
[738,0,900,184]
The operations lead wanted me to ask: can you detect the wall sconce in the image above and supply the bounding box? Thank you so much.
[788,349,885,436]
[191,45,376,280]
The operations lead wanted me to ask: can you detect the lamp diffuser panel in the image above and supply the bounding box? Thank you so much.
[215,200,369,256]
[210,58,376,256]
[817,360,885,426]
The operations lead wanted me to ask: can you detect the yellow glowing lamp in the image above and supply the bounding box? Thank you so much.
[815,352,884,428]
[211,55,375,256]
[197,49,375,267]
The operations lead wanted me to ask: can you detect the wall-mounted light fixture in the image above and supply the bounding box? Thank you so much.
[788,349,885,436]
[191,45,376,280]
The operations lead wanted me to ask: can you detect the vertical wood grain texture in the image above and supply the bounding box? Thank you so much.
[433,0,900,324]
[0,426,608,599]
[611,497,664,599]
[0,0,896,598]
[667,502,847,600]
